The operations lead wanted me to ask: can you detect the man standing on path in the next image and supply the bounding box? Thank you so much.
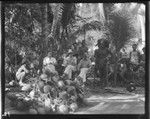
[94,39,111,88]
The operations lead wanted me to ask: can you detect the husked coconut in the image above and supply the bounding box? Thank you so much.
[37,107,46,114]
[40,74,47,79]
[29,108,38,114]
[43,85,51,93]
[70,103,78,112]
[58,104,68,114]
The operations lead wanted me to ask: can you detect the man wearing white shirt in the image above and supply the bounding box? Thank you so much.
[43,52,57,74]
[62,52,77,79]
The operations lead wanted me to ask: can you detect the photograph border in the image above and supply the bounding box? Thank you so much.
[1,1,149,119]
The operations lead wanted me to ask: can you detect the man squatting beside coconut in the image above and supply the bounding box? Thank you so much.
[16,60,29,86]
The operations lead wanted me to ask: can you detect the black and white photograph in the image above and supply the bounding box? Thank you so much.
[3,2,146,115]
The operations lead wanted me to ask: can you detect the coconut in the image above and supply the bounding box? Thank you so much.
[58,104,68,114]
[70,95,77,102]
[37,107,46,114]
[78,93,84,99]
[29,90,35,99]
[16,101,25,110]
[52,76,59,82]
[44,98,51,108]
[40,74,47,79]
[67,86,76,95]
[59,91,68,100]
[38,81,44,89]
[43,85,51,93]
[58,80,65,88]
[65,80,72,86]
[29,108,38,114]
[21,84,31,91]
[70,103,78,112]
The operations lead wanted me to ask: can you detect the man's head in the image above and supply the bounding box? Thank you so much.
[132,44,137,51]
[48,52,52,57]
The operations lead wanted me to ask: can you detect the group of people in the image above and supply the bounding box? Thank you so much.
[15,40,92,87]
[15,38,145,88]
[42,41,92,85]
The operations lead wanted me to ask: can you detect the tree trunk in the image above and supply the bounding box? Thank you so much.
[39,4,48,71]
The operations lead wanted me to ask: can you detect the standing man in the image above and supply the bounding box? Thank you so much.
[94,39,111,88]
[129,44,141,71]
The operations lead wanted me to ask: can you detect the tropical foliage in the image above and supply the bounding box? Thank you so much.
[5,3,145,85]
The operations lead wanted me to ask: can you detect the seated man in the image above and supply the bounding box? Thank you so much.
[43,52,57,74]
[77,52,91,83]
[62,52,77,80]
[16,60,29,86]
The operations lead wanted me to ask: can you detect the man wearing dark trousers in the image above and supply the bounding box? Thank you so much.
[94,39,111,88]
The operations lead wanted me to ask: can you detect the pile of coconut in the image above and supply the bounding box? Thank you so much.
[6,70,85,114]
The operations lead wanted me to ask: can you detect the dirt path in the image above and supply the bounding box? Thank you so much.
[74,93,145,114]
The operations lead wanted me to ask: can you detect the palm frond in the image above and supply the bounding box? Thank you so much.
[108,9,138,52]
[70,20,104,38]
[49,3,64,38]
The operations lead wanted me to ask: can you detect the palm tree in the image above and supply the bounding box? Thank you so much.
[48,3,76,55]
[107,4,139,86]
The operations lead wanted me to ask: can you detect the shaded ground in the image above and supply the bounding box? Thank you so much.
[5,87,145,114]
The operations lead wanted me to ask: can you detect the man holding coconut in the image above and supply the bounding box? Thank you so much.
[43,52,57,75]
